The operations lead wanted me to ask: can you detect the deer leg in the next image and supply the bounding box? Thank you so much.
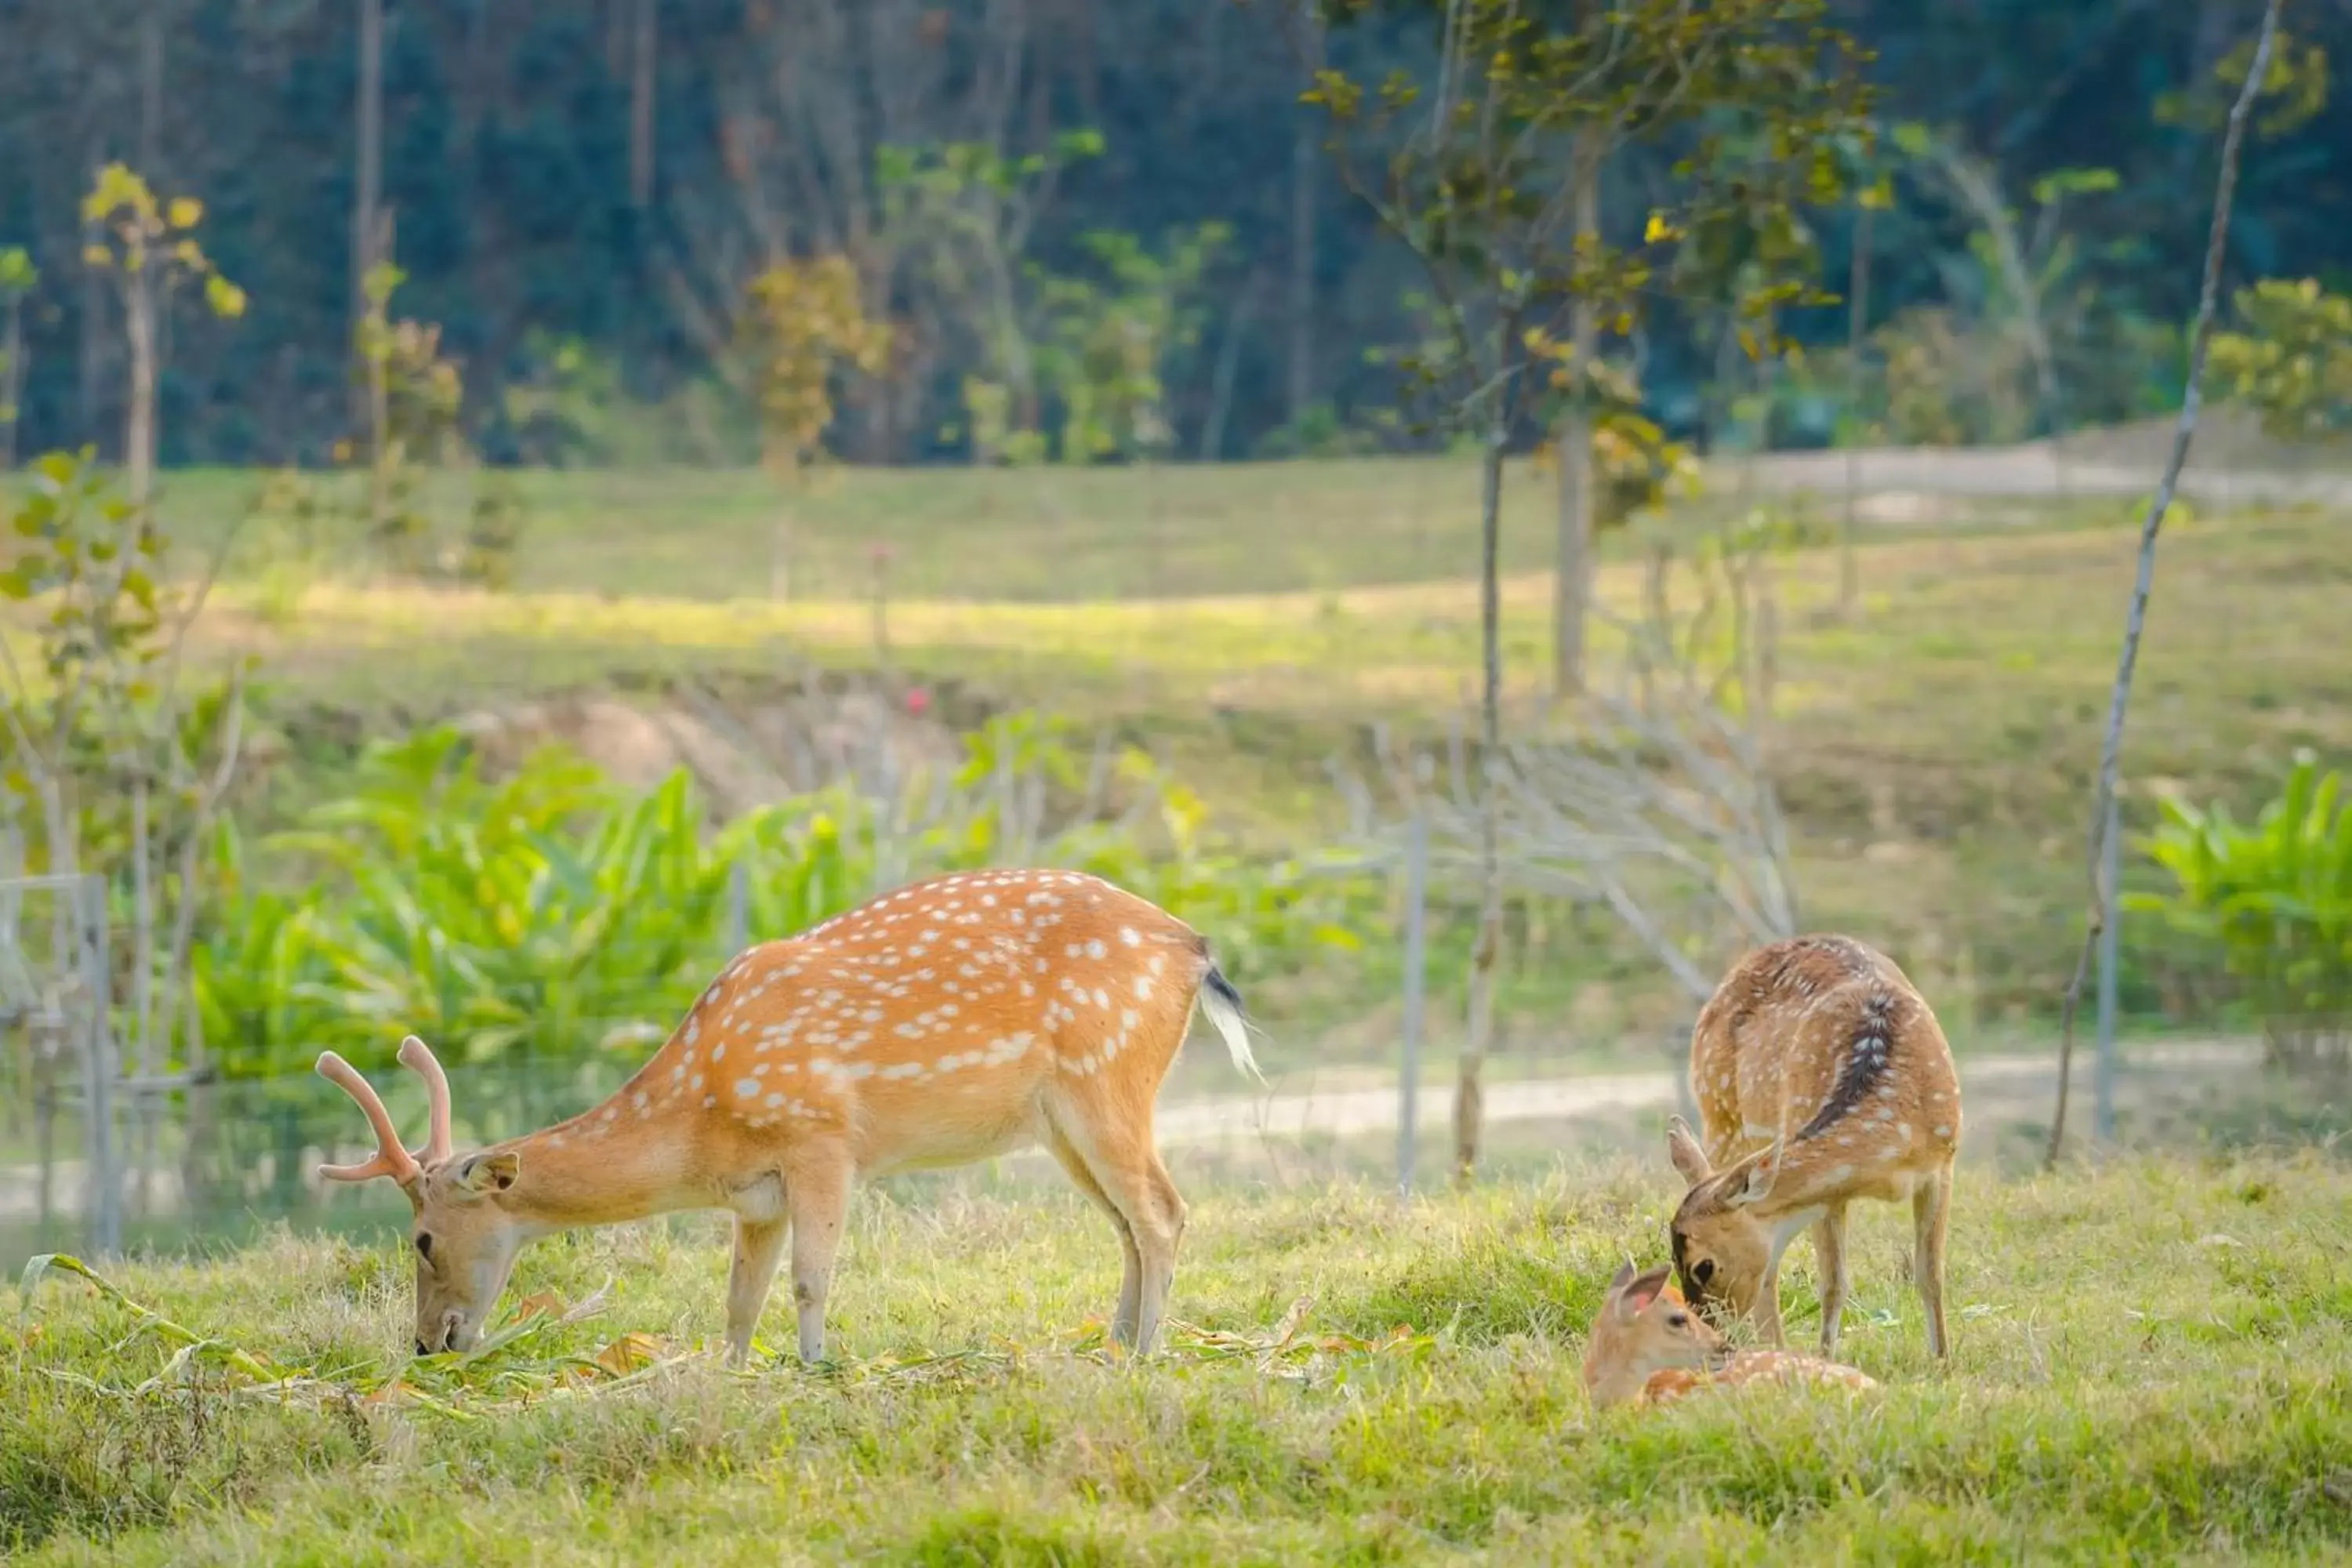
[783,1142,854,1363]
[1752,1249,1790,1348]
[1135,1150,1189,1353]
[1044,1120,1144,1344]
[1812,1206,1851,1359]
[724,1213,789,1366]
[1046,1091,1184,1357]
[1913,1160,1955,1359]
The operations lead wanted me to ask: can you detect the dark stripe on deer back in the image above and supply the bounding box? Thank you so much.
[1795,988,1901,1142]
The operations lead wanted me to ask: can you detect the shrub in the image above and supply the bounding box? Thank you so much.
[2126,753,2351,1070]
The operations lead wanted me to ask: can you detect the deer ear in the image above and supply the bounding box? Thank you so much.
[1666,1116,1713,1185]
[1613,1264,1674,1322]
[1726,1149,1780,1208]
[454,1150,521,1196]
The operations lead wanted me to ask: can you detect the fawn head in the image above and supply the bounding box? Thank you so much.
[316,1037,526,1356]
[1663,1116,1787,1324]
[1582,1261,1730,1407]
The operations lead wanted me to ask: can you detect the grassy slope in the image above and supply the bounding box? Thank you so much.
[5,1152,2350,1563]
[8,455,2350,1023]
[186,488,2352,1023]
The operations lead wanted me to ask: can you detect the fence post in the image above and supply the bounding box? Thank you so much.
[2093,789,2120,1145]
[728,855,751,958]
[1399,809,1428,1200]
[76,873,122,1257]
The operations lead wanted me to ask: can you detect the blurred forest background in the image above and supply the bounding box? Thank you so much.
[4,0,2347,467]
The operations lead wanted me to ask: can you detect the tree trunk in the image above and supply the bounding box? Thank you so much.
[2,298,22,470]
[1454,393,1509,1187]
[1200,268,1263,461]
[1841,200,1873,618]
[1286,16,1322,427]
[630,0,658,209]
[770,479,794,601]
[78,150,107,455]
[1551,140,1603,699]
[353,0,384,427]
[124,274,156,513]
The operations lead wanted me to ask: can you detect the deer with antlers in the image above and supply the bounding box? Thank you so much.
[1582,1261,1878,1409]
[1662,934,1961,1360]
[314,869,1261,1365]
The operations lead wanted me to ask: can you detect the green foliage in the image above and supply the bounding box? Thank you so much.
[1302,0,1875,441]
[2157,27,2330,139]
[79,165,245,320]
[498,334,750,467]
[191,717,1384,1078]
[881,131,1107,466]
[0,450,238,856]
[1031,224,1232,463]
[2127,753,2352,1051]
[739,255,892,479]
[1251,401,1386,460]
[2208,278,2352,445]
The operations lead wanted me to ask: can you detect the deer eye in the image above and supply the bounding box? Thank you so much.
[1691,1259,1715,1287]
[414,1233,434,1261]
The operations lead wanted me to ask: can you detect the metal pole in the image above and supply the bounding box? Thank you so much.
[77,873,121,1256]
[1399,810,1428,1199]
[2093,789,2120,1145]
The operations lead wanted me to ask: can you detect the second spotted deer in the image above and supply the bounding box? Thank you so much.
[1664,935,1962,1359]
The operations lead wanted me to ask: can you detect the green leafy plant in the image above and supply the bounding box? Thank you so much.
[2207,278,2352,446]
[191,716,1385,1079]
[1030,223,1231,464]
[2126,753,2351,1071]
[737,254,893,599]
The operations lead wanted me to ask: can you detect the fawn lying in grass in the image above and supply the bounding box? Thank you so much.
[1582,1262,1879,1408]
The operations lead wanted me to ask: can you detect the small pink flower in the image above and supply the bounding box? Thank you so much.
[905,687,931,717]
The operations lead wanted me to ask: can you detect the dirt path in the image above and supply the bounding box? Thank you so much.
[1737,437,2352,508]
[1149,1036,2259,1149]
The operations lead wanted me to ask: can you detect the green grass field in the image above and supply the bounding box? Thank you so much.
[6,451,2352,1562]
[6,1150,2350,1563]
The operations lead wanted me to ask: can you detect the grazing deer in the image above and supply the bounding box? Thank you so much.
[1663,934,1961,1359]
[1581,1261,1878,1409]
[314,869,1261,1366]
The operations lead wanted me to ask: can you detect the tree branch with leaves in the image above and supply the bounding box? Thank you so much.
[1279,0,1871,1182]
[739,256,893,601]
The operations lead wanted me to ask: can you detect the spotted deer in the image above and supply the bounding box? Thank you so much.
[1581,1262,1878,1409]
[1663,934,1961,1360]
[314,869,1261,1365]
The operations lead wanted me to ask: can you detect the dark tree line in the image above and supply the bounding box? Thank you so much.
[0,0,2345,469]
